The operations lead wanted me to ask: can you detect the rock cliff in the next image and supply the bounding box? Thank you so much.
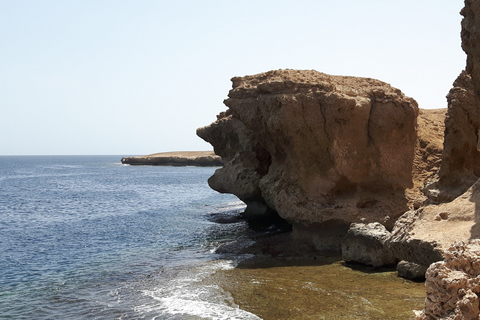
[425,0,480,204]
[408,1,480,316]
[198,70,445,250]
[426,71,480,202]
[197,0,480,317]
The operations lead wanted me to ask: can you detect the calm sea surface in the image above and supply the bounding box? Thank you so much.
[0,156,259,319]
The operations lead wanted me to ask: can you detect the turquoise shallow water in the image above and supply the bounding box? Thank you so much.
[0,156,255,319]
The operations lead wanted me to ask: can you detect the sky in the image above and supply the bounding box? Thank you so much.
[0,0,466,155]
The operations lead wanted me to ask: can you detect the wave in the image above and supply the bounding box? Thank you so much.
[136,260,261,320]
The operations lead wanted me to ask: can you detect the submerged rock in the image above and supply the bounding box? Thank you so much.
[397,261,428,281]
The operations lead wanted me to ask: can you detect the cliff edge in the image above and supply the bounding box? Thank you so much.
[197,70,445,251]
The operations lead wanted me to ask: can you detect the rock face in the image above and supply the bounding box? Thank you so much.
[198,70,426,249]
[341,222,397,267]
[121,151,223,166]
[425,1,480,203]
[426,71,480,202]
[415,241,480,320]
[462,0,480,97]
[411,1,480,317]
[390,179,480,265]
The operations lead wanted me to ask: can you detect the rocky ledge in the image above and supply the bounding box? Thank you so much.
[121,151,223,167]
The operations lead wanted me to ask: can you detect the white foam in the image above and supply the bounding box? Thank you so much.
[152,297,261,320]
[136,260,261,320]
[208,201,246,214]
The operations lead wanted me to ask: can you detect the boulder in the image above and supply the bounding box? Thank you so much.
[397,261,428,281]
[341,222,397,267]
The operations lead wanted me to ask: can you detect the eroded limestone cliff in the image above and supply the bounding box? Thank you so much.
[197,0,480,317]
[198,70,445,250]
[381,0,480,278]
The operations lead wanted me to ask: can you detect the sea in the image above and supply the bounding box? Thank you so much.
[0,155,262,319]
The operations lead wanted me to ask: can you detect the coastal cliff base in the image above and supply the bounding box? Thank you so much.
[198,69,446,254]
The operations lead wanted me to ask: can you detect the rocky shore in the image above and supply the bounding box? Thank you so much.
[121,151,222,166]
[197,0,480,317]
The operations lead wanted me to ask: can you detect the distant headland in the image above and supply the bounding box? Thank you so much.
[121,151,223,167]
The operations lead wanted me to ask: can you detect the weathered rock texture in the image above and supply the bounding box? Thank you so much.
[426,1,480,203]
[121,151,223,166]
[342,222,397,267]
[411,1,480,317]
[426,71,480,202]
[463,0,480,97]
[415,241,480,320]
[198,69,447,250]
[397,260,428,281]
[391,179,480,266]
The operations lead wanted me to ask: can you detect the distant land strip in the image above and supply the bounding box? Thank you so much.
[121,151,223,167]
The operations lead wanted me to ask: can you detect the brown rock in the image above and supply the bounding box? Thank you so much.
[197,69,449,251]
[423,0,480,203]
[227,70,420,231]
[415,241,480,320]
[197,112,273,218]
[388,179,480,277]
[397,260,428,281]
[120,151,223,166]
[341,222,397,267]
[462,0,480,97]
[426,71,480,202]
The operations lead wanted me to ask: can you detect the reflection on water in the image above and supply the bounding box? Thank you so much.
[209,256,425,320]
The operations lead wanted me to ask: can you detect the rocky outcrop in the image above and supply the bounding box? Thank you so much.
[197,69,448,251]
[415,241,480,320]
[196,112,273,218]
[343,177,479,279]
[462,0,480,97]
[121,151,223,166]
[390,179,480,265]
[426,71,480,202]
[425,1,480,203]
[410,1,480,317]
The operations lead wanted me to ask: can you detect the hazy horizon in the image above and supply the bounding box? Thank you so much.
[1,0,466,156]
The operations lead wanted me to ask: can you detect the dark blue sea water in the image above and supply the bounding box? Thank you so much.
[0,156,260,319]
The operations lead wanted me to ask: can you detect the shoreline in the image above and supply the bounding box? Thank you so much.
[211,256,425,320]
[121,151,223,166]
[207,250,425,319]
[205,221,426,320]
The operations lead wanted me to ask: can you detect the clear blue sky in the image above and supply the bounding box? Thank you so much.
[0,0,466,155]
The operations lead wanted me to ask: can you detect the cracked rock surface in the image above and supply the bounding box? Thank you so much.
[198,69,429,243]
